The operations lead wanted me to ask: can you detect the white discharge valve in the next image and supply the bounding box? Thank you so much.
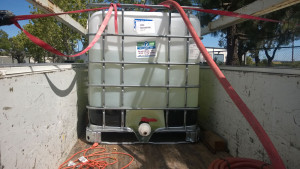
[138,123,151,136]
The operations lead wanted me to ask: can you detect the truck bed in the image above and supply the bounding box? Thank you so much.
[65,139,230,169]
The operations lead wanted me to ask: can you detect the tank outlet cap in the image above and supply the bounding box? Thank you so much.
[138,123,151,136]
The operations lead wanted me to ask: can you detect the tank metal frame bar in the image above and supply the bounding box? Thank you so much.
[87,106,200,110]
[121,8,125,128]
[166,10,172,128]
[87,4,201,143]
[88,84,200,88]
[88,33,197,39]
[87,3,202,11]
[101,9,106,128]
[89,61,199,65]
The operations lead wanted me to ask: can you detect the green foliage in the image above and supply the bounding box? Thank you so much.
[75,59,84,63]
[258,59,270,66]
[246,56,253,65]
[0,29,11,55]
[9,0,94,63]
[26,1,87,62]
[51,0,90,28]
[9,33,29,63]
[22,15,60,62]
[279,61,300,68]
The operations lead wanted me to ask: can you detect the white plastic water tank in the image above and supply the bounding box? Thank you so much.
[88,11,200,108]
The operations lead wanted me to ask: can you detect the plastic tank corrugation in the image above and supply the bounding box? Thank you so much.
[88,11,200,108]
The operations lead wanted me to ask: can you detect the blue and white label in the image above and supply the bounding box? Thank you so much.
[134,19,155,34]
[136,41,156,58]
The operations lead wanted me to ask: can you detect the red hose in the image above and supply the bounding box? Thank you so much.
[160,0,285,169]
[208,158,274,169]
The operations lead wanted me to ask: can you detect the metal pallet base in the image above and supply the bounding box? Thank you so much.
[86,124,200,144]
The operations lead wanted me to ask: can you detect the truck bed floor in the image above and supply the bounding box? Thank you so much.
[65,139,230,169]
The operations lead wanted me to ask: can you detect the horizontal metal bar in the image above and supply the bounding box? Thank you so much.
[0,63,84,68]
[88,125,134,132]
[155,126,198,132]
[88,84,200,88]
[99,141,192,144]
[87,106,200,110]
[87,3,202,10]
[88,125,197,132]
[89,61,200,65]
[88,33,199,39]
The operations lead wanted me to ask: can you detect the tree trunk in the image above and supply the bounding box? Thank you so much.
[16,56,22,63]
[263,46,278,66]
[238,44,246,65]
[267,58,272,66]
[226,25,239,65]
[253,49,260,66]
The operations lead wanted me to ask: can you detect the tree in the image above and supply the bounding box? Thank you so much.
[234,20,263,66]
[199,0,300,66]
[199,0,256,65]
[10,33,28,63]
[0,29,11,55]
[259,4,300,66]
[25,1,87,62]
[236,4,300,66]
[10,0,94,63]
[28,11,71,62]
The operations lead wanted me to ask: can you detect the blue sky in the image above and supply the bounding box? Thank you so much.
[0,0,31,38]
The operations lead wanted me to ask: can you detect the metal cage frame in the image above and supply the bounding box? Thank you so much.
[86,3,201,144]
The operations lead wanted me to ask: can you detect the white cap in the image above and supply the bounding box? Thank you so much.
[138,123,151,136]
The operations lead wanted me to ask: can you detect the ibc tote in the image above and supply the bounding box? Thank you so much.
[86,7,201,143]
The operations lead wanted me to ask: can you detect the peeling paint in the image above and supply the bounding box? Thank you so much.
[32,158,36,169]
[235,130,239,157]
[0,145,2,168]
[2,113,8,120]
[293,113,300,127]
[290,142,300,151]
[249,137,254,143]
[2,107,11,111]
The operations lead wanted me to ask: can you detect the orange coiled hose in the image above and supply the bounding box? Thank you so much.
[58,143,134,169]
